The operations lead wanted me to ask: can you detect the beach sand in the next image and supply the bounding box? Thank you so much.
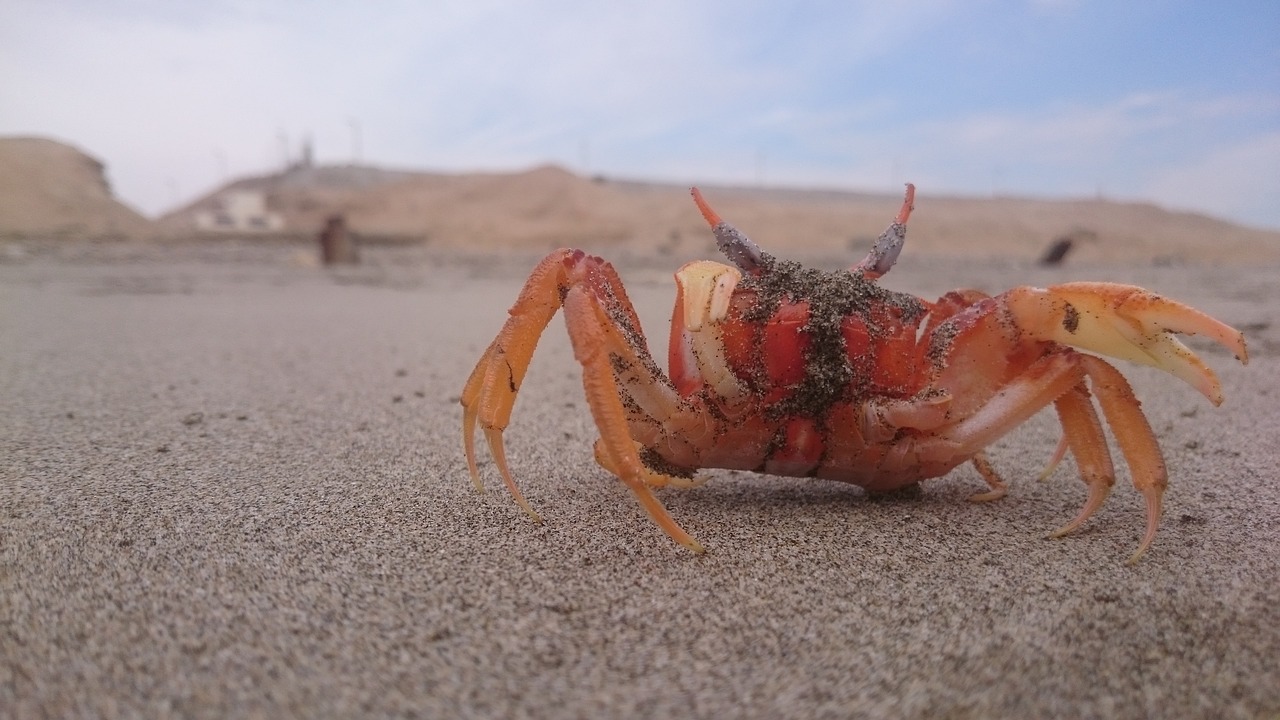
[3,241,1277,718]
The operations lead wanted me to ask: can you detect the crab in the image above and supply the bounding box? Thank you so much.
[460,185,1248,562]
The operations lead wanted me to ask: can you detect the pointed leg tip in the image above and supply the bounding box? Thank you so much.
[513,496,544,524]
[512,496,543,524]
[967,489,1006,503]
[1037,434,1069,481]
[464,446,486,493]
[1046,526,1073,540]
[1119,490,1162,564]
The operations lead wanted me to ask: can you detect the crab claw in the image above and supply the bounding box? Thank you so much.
[670,260,746,399]
[1005,282,1248,405]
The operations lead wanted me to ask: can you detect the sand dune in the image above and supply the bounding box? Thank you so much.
[158,163,1280,264]
[4,136,1279,264]
[0,137,154,240]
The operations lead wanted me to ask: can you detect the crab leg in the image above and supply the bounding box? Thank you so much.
[562,286,705,551]
[939,278,1247,561]
[943,351,1086,456]
[1078,356,1167,564]
[1036,433,1071,482]
[968,452,1008,502]
[1045,381,1116,543]
[934,349,1168,560]
[461,250,579,519]
[460,249,704,551]
[992,281,1247,559]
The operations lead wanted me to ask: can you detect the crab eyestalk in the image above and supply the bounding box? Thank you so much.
[690,187,772,273]
[853,183,915,280]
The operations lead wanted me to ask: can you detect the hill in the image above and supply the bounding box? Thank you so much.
[160,163,1280,264]
[2,134,1275,263]
[0,137,154,240]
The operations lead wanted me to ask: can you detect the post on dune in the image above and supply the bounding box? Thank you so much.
[318,213,359,265]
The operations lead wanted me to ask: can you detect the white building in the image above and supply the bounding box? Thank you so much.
[195,190,284,232]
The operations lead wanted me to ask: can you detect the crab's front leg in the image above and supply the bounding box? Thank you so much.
[461,250,576,519]
[460,249,706,552]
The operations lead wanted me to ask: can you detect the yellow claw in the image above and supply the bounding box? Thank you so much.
[1004,282,1248,405]
[675,260,741,331]
[673,260,745,400]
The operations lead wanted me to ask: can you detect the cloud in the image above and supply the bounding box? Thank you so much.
[1143,131,1280,230]
[830,92,1280,216]
[1,1,1276,229]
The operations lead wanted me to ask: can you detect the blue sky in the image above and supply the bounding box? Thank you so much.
[2,0,1277,228]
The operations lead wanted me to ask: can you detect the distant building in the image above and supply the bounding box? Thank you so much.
[195,190,284,232]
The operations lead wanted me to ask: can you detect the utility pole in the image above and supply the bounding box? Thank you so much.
[277,130,289,170]
[348,118,362,164]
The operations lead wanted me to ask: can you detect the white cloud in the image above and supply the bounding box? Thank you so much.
[1,1,1276,229]
[829,92,1280,224]
[1143,131,1280,230]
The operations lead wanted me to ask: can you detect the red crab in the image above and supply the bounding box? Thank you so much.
[461,185,1248,562]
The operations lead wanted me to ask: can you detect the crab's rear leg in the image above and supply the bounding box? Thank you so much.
[1044,380,1116,541]
[968,452,1008,502]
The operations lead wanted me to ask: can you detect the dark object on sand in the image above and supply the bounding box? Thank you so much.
[1039,237,1074,265]
[1038,229,1097,266]
[319,214,359,265]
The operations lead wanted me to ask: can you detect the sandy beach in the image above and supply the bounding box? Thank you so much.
[3,241,1277,718]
